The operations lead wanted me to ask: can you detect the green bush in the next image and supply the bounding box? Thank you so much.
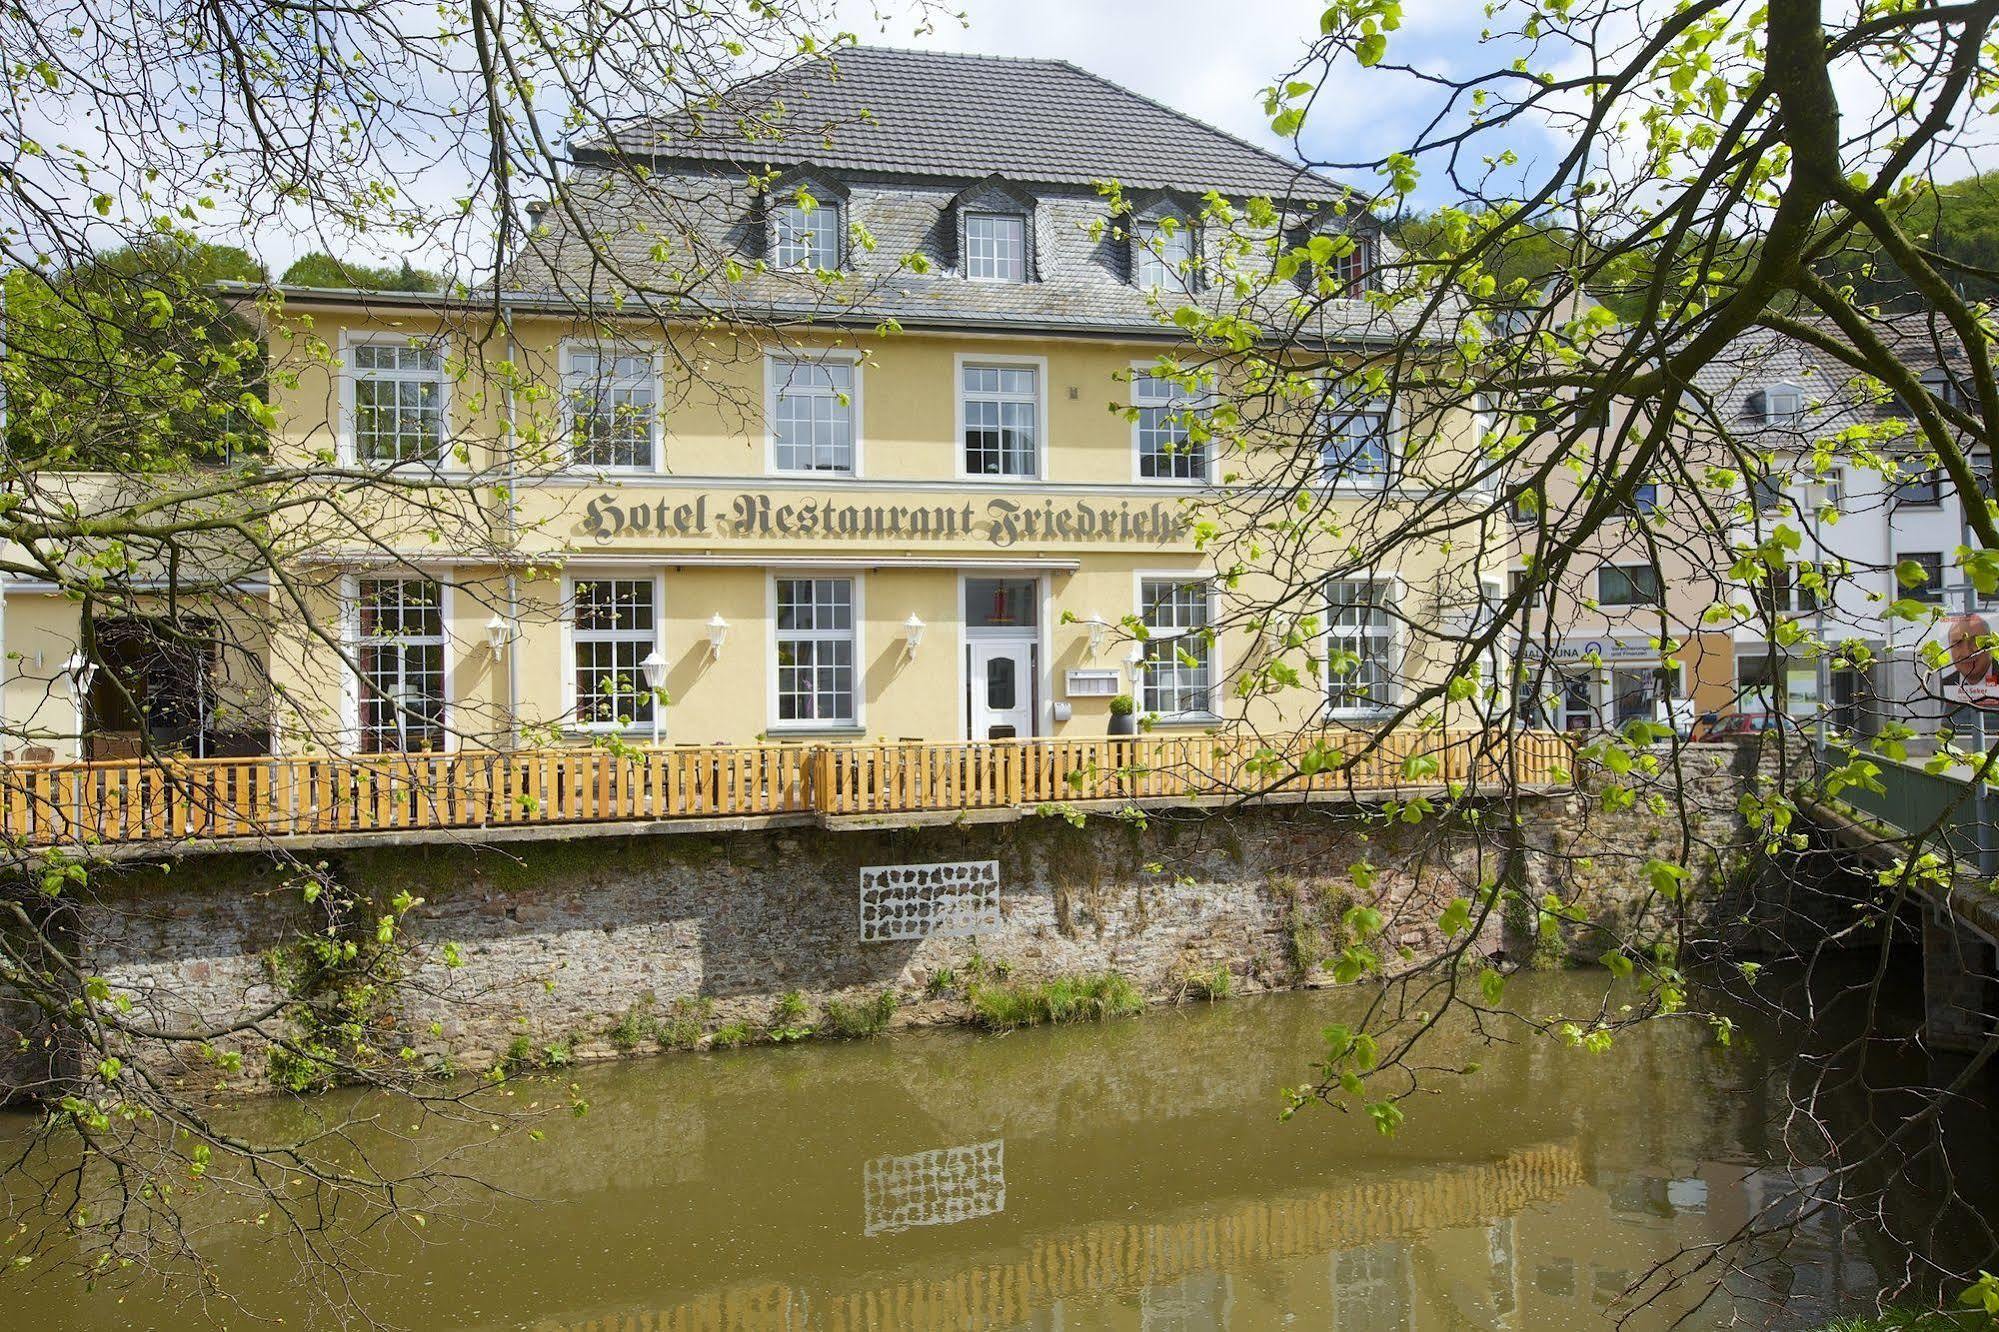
[969,972,1143,1031]
[822,989,898,1039]
[926,966,961,997]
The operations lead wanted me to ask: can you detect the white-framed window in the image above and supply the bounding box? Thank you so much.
[964,212,1027,282]
[774,577,856,726]
[571,577,659,729]
[961,361,1040,477]
[1326,577,1398,713]
[1322,401,1394,484]
[1139,577,1215,718]
[353,576,446,752]
[768,355,858,475]
[770,200,841,271]
[1134,217,1194,291]
[1133,370,1207,482]
[564,344,658,471]
[348,340,446,464]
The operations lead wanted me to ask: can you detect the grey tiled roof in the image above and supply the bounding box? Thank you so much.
[593,46,1346,203]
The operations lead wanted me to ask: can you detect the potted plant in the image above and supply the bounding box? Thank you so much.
[1108,693,1137,737]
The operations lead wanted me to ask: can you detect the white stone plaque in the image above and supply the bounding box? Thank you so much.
[858,860,999,942]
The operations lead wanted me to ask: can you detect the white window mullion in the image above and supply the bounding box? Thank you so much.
[349,342,447,465]
[572,577,658,729]
[565,345,658,471]
[354,576,446,752]
[774,577,856,725]
[1326,577,1397,714]
[770,357,857,475]
[962,363,1040,478]
[1140,577,1214,718]
[1134,371,1207,481]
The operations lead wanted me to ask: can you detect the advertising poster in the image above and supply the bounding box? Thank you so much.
[1944,612,1999,710]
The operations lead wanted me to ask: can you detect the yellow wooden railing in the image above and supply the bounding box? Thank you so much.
[0,729,1571,847]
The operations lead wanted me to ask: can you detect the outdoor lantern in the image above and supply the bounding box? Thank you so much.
[705,613,730,657]
[1082,613,1109,659]
[903,612,926,654]
[639,649,666,692]
[485,612,512,658]
[1126,644,1147,684]
[640,649,667,745]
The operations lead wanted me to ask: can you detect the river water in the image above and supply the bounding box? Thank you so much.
[0,968,1982,1330]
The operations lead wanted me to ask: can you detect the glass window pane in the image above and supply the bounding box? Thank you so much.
[966,579,1037,627]
[985,655,1016,710]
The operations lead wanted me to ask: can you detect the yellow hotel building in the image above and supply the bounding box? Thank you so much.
[4,49,1501,764]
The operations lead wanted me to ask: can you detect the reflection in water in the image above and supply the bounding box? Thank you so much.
[0,970,1985,1332]
[864,1139,1007,1236]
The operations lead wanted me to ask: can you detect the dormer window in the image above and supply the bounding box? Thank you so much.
[1333,234,1375,296]
[965,212,1028,282]
[1746,383,1802,424]
[760,167,849,274]
[770,200,841,271]
[1287,217,1380,297]
[1134,217,1195,292]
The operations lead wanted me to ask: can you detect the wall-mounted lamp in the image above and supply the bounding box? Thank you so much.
[1125,644,1147,685]
[640,650,667,744]
[485,613,513,659]
[705,613,730,658]
[1081,613,1109,659]
[63,650,97,698]
[903,612,927,657]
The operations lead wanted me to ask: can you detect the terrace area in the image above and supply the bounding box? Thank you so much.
[0,730,1575,852]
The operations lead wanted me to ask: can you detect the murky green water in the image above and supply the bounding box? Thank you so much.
[0,969,1983,1330]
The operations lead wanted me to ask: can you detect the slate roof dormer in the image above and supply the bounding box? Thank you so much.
[950,175,1040,283]
[1125,189,1205,291]
[755,164,851,268]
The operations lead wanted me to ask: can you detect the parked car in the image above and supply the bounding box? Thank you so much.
[1691,710,1799,741]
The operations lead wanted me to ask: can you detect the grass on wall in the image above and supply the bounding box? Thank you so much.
[968,972,1143,1031]
[820,990,898,1039]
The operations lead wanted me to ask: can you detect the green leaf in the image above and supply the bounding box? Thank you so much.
[1439,897,1471,938]
[1644,858,1687,900]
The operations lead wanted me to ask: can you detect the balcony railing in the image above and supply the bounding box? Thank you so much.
[0,730,1573,848]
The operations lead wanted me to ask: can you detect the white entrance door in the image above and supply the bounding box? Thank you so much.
[968,640,1035,740]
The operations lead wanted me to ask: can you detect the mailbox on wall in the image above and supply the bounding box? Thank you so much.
[1064,669,1121,698]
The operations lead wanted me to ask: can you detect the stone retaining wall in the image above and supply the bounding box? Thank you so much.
[1,742,1784,1098]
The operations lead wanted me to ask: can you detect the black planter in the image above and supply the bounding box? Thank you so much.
[1108,712,1136,737]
